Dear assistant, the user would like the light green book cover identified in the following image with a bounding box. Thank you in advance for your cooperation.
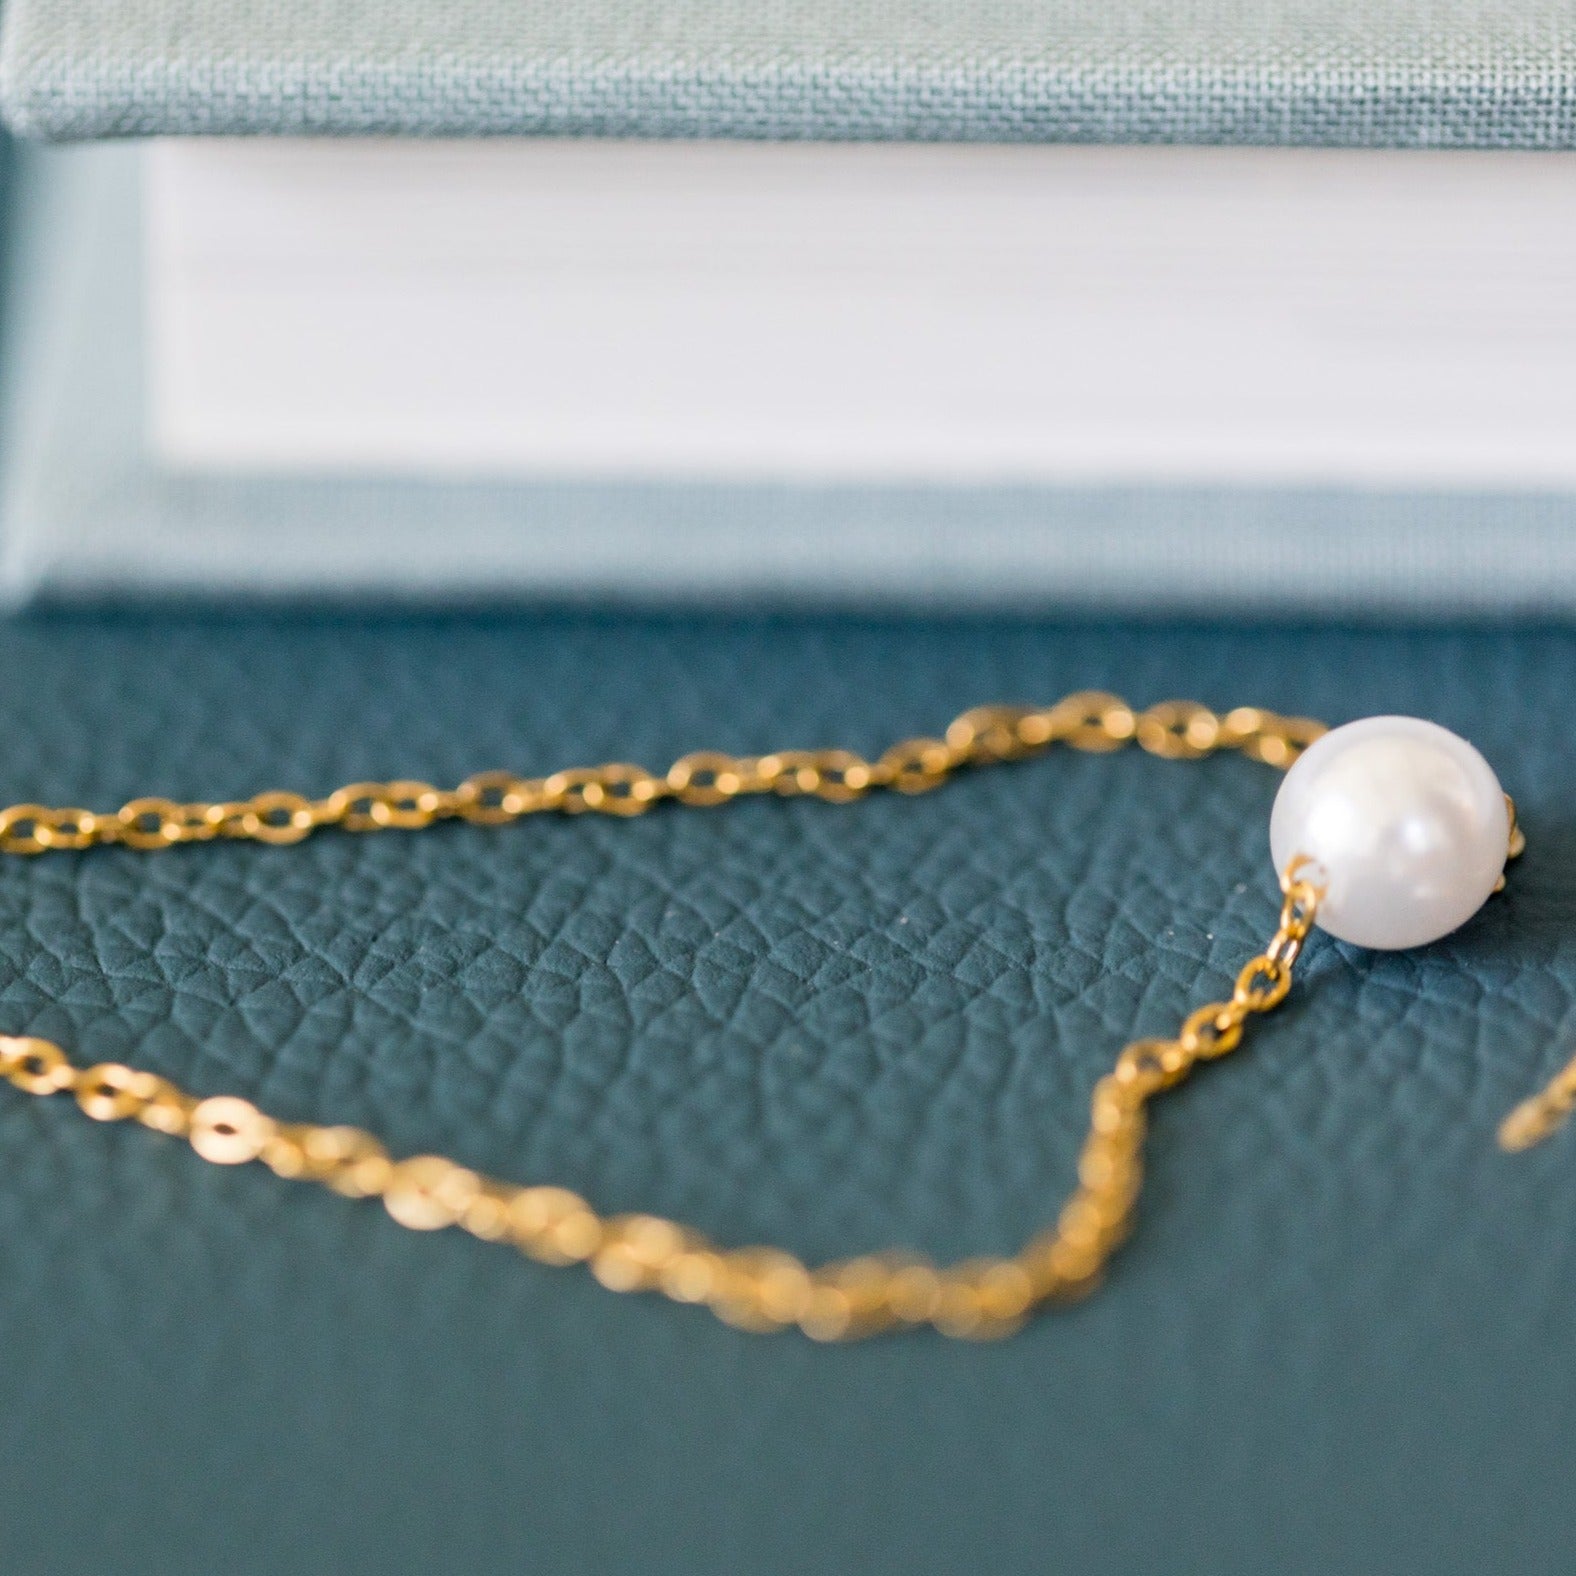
[3,0,1574,147]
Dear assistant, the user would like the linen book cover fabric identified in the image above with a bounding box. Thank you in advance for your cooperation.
[0,609,1572,1575]
[3,0,1576,146]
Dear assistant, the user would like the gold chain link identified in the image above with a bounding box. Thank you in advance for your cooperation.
[1500,1058,1576,1152]
[0,692,1341,1339]
[0,691,1540,1327]
[0,692,1328,856]
[0,868,1324,1341]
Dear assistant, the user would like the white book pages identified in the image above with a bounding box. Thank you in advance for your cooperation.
[144,139,1576,488]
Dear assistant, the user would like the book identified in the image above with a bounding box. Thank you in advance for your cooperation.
[2,0,1575,609]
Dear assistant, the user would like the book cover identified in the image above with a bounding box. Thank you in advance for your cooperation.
[4,0,1574,147]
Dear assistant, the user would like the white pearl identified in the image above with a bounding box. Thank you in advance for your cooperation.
[1269,716,1508,951]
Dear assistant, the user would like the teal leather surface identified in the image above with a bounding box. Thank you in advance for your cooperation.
[4,0,1576,146]
[0,609,1574,1574]
[11,138,1576,615]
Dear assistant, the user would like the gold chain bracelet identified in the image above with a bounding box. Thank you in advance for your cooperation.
[0,692,1543,1341]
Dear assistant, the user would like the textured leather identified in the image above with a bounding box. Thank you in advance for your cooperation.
[0,609,1573,1575]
